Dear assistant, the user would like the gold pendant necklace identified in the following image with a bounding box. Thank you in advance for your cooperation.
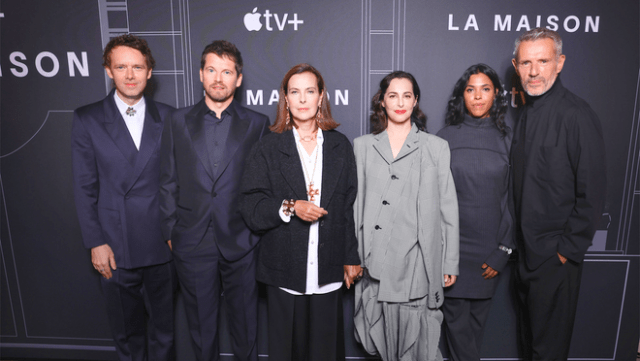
[296,140,320,201]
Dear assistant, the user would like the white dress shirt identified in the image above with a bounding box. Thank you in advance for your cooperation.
[114,92,145,150]
[279,128,342,295]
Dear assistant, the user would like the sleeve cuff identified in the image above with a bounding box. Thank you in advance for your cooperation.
[484,248,511,272]
[279,200,291,223]
[443,262,459,276]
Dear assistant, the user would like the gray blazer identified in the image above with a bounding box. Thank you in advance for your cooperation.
[353,125,459,308]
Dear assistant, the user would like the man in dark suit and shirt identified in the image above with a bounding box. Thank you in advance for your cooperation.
[160,40,270,361]
[72,34,176,361]
[510,28,606,361]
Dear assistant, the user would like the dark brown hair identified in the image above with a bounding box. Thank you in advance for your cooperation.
[200,40,243,74]
[102,34,155,69]
[370,71,427,134]
[270,63,339,133]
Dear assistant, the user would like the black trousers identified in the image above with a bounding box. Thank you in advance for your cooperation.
[442,297,493,361]
[101,261,177,361]
[173,233,258,361]
[515,254,583,361]
[266,285,345,361]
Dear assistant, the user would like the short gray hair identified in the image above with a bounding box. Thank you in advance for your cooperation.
[513,27,563,60]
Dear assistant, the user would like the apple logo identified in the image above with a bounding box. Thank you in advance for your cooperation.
[244,7,262,31]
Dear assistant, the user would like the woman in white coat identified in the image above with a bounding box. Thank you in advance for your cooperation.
[353,71,459,361]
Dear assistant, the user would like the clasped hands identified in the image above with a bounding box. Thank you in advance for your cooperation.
[293,200,327,222]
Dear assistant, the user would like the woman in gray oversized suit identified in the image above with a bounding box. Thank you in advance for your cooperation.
[353,71,459,361]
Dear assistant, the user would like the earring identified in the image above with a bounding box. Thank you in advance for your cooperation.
[316,110,323,124]
[316,99,323,124]
[286,105,290,124]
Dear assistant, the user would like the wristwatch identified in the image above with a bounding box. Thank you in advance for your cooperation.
[499,245,512,255]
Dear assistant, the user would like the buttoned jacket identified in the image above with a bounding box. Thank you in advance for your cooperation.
[354,126,459,307]
[511,79,606,269]
[239,129,360,293]
[159,99,270,260]
[72,90,174,269]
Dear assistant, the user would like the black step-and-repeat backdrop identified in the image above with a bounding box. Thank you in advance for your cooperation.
[1,0,638,360]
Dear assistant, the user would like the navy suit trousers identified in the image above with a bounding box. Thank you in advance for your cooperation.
[101,261,177,361]
[172,226,258,361]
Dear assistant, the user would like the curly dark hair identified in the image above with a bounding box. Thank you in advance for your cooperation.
[445,63,508,135]
[270,63,339,133]
[370,71,427,134]
[102,34,155,69]
[200,40,243,74]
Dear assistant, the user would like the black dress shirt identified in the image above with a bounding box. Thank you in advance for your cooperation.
[204,109,231,180]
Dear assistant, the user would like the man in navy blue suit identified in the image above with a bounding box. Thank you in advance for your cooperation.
[159,40,270,361]
[72,34,176,361]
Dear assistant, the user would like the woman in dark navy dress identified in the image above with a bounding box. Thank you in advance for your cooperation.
[437,63,516,361]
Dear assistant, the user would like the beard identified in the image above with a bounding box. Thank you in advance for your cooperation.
[522,76,555,97]
[205,83,236,103]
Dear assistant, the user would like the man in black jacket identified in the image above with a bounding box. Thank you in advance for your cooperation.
[159,40,270,361]
[510,28,606,361]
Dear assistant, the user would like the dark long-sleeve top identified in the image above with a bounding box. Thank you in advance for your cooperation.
[511,78,606,270]
[437,115,515,299]
[239,129,360,293]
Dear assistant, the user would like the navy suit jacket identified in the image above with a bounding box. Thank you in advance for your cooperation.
[159,99,270,261]
[72,90,174,269]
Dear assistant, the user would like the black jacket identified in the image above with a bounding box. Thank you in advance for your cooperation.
[511,78,606,269]
[159,99,270,260]
[239,129,360,293]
